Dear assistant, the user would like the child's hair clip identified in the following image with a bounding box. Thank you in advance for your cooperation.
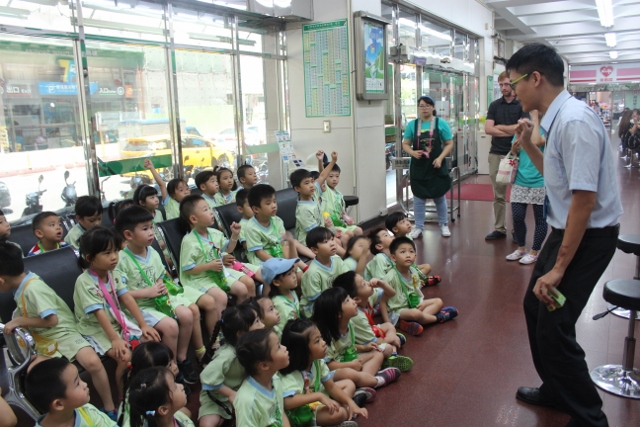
[145,410,156,416]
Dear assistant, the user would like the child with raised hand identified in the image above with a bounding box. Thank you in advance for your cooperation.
[343,236,371,275]
[138,158,170,222]
[74,227,161,393]
[115,206,205,382]
[280,318,368,427]
[319,161,363,238]
[199,305,264,427]
[213,167,237,206]
[165,178,191,220]
[27,211,70,256]
[65,196,104,249]
[235,328,291,427]
[383,237,458,337]
[128,366,194,427]
[384,212,440,287]
[179,194,256,319]
[0,241,117,420]
[118,342,192,427]
[236,164,258,191]
[312,287,400,391]
[300,227,350,318]
[25,358,117,427]
[263,257,300,337]
[333,271,412,372]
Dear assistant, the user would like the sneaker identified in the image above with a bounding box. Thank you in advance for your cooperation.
[440,225,451,237]
[436,306,459,323]
[485,230,507,240]
[353,387,376,407]
[425,275,441,286]
[409,227,423,239]
[506,250,527,261]
[442,306,459,319]
[177,359,199,384]
[382,355,414,372]
[398,319,424,336]
[520,254,538,265]
[102,409,117,422]
[396,333,406,347]
[375,367,401,387]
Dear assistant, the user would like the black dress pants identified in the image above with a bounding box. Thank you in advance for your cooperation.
[524,228,618,427]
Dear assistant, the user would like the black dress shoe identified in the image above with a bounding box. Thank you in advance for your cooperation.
[485,230,507,240]
[515,386,556,407]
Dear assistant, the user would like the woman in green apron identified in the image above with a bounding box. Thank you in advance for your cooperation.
[401,96,454,238]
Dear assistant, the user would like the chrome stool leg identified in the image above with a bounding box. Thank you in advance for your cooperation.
[1,326,41,420]
[610,256,640,320]
[591,309,640,398]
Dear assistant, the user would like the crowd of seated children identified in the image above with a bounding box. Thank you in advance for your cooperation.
[27,211,70,256]
[64,196,104,249]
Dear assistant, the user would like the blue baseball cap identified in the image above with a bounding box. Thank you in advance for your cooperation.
[261,257,299,285]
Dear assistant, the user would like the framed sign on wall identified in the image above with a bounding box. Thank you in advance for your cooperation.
[353,11,391,101]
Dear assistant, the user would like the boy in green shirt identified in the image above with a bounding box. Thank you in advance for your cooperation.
[64,196,104,249]
[364,228,395,281]
[27,211,70,256]
[319,161,362,239]
[236,164,259,191]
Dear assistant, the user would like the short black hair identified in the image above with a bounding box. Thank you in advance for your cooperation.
[506,43,564,87]
[167,178,188,197]
[179,194,206,233]
[389,236,416,255]
[306,226,334,249]
[368,228,385,255]
[385,211,408,232]
[332,271,357,298]
[133,184,158,206]
[0,209,4,216]
[0,240,24,276]
[237,164,254,180]
[108,199,135,224]
[32,211,60,233]
[290,169,313,189]
[25,357,70,413]
[248,184,276,209]
[309,171,320,180]
[215,167,238,191]
[78,227,120,269]
[74,195,103,218]
[236,328,274,376]
[235,188,249,208]
[115,205,154,236]
[195,170,216,190]
[324,161,340,173]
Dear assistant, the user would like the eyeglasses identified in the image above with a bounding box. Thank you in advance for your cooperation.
[510,73,529,91]
[418,105,433,109]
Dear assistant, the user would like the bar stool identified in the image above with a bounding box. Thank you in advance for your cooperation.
[590,279,640,398]
[344,195,359,215]
[610,235,640,320]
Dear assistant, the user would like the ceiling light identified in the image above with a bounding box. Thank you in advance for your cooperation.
[609,51,618,59]
[604,32,616,47]
[595,0,614,28]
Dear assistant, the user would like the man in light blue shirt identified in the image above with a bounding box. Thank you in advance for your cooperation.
[507,43,621,427]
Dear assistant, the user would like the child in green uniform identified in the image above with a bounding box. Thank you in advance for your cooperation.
[342,236,370,275]
[333,271,412,372]
[236,164,258,191]
[135,158,170,224]
[165,178,191,220]
[280,318,368,427]
[27,211,70,256]
[115,206,205,381]
[235,328,291,427]
[0,209,22,253]
[300,227,350,318]
[25,358,117,427]
[64,196,103,249]
[243,184,307,272]
[196,170,220,209]
[246,296,281,333]
[213,167,237,206]
[319,161,362,238]
[128,366,193,427]
[382,237,458,337]
[0,241,117,420]
[312,287,400,392]
[199,305,264,427]
[74,227,161,392]
[235,189,253,257]
[179,195,255,319]
[364,228,396,281]
[263,258,300,337]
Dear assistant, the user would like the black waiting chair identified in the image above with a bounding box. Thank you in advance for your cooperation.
[6,224,37,257]
[609,235,640,320]
[155,219,186,270]
[275,188,299,234]
[215,203,242,238]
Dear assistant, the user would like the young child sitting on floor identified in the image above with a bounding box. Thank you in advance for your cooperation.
[64,196,104,249]
[27,211,70,256]
[343,235,371,275]
[237,164,259,191]
[382,237,458,337]
[25,358,118,427]
[263,257,300,337]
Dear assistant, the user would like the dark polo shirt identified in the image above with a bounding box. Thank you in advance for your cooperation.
[487,97,527,155]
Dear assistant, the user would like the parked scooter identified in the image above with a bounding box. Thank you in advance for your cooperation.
[61,170,77,207]
[22,175,46,217]
[385,142,395,170]
[0,181,12,214]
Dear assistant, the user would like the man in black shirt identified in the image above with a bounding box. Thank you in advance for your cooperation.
[484,71,527,240]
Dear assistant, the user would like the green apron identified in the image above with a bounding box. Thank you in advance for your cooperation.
[409,117,452,199]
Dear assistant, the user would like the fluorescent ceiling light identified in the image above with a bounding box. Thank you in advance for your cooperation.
[595,0,614,28]
[604,32,616,47]
[609,51,618,59]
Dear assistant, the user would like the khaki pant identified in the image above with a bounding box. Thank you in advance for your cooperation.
[488,153,508,234]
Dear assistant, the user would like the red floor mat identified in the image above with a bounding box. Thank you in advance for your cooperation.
[451,183,510,202]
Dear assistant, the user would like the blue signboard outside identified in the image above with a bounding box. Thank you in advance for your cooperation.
[38,82,99,95]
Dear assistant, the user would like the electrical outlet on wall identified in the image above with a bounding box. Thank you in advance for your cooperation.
[323,120,331,133]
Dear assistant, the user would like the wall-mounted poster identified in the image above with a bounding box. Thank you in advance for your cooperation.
[353,11,390,101]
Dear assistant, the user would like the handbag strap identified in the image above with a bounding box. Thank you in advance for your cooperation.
[92,270,130,341]
[122,248,155,288]
[393,267,415,304]
[20,277,38,317]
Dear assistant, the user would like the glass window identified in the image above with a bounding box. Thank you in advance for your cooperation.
[453,31,468,60]
[419,16,452,57]
[397,9,417,50]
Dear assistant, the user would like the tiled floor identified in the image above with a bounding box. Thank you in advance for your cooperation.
[3,145,640,427]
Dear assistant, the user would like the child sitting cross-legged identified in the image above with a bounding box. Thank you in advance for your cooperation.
[263,257,300,338]
[27,211,70,256]
[279,318,368,427]
[25,358,118,427]
[65,195,104,249]
[236,164,259,191]
[179,194,256,319]
[0,241,117,420]
[300,227,350,318]
[312,287,400,392]
[333,271,413,372]
[115,205,208,381]
[383,236,458,337]
[384,212,440,287]
[343,235,371,275]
